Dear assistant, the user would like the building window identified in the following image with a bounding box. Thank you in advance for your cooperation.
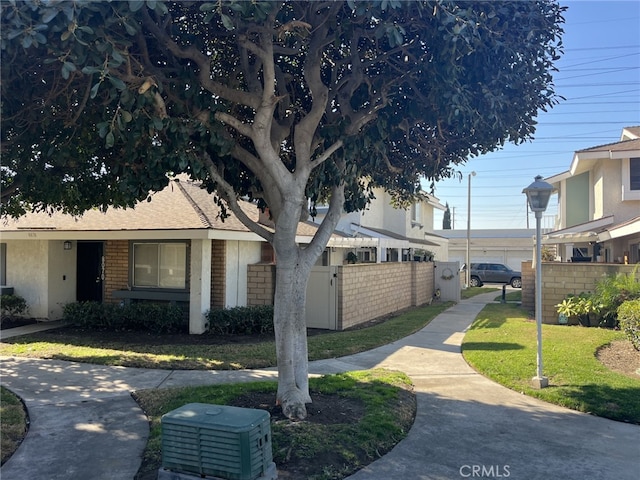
[622,157,640,200]
[630,158,640,190]
[132,242,187,289]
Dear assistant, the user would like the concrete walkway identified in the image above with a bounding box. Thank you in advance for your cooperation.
[1,292,638,479]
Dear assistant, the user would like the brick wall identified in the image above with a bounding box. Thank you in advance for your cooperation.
[211,239,226,308]
[522,261,640,324]
[104,240,129,303]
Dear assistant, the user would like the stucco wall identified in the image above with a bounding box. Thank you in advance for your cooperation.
[521,261,640,324]
[566,172,590,227]
[47,241,77,319]
[4,240,49,318]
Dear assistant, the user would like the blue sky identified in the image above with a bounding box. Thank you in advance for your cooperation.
[430,0,640,231]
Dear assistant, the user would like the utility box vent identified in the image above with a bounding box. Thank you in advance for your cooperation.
[160,403,275,480]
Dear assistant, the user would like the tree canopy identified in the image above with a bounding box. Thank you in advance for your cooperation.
[1,0,565,419]
[2,0,565,220]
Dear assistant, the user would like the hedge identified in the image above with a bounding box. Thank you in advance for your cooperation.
[63,301,187,334]
[205,305,274,335]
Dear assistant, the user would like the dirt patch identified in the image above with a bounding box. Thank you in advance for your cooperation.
[226,389,414,480]
[137,387,415,480]
[596,340,640,378]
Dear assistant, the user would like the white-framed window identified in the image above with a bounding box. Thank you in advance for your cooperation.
[621,157,640,200]
[132,242,187,289]
[410,202,423,229]
[630,158,640,190]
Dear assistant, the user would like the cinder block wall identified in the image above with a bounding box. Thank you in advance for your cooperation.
[521,261,534,312]
[104,240,129,303]
[246,262,435,329]
[412,262,434,306]
[246,264,276,306]
[338,263,412,329]
[522,261,640,324]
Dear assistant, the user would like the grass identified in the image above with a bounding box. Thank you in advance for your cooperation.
[461,286,499,299]
[133,369,415,480]
[462,303,640,424]
[0,386,28,465]
[0,302,452,369]
[493,290,522,302]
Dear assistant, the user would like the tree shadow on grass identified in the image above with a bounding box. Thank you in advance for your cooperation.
[546,382,640,425]
[461,342,525,352]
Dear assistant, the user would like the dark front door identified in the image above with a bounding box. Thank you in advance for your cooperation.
[77,242,104,302]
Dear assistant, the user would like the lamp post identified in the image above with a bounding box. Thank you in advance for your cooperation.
[466,171,476,288]
[523,175,554,389]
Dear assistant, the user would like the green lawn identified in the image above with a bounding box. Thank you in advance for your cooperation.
[1,386,28,465]
[0,302,452,370]
[462,303,640,424]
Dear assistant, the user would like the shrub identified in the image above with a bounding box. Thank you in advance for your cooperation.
[206,305,274,335]
[617,299,640,351]
[555,292,602,327]
[63,301,186,334]
[592,267,640,328]
[0,294,28,321]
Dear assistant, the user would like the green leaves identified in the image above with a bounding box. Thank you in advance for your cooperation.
[1,0,565,223]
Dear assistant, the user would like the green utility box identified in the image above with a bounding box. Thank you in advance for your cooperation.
[160,403,275,480]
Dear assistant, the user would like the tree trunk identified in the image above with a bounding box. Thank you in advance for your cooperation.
[273,245,314,420]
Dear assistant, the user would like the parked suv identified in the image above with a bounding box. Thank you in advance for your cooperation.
[468,263,522,288]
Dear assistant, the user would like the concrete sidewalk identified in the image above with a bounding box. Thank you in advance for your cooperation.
[1,292,638,479]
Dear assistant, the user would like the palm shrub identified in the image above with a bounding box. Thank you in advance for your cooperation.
[617,299,640,351]
[591,267,640,328]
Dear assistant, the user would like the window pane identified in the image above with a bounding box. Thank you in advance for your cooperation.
[159,243,186,288]
[630,158,640,190]
[134,244,158,287]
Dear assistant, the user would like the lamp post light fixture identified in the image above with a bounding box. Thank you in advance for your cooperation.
[523,175,554,389]
[465,171,476,288]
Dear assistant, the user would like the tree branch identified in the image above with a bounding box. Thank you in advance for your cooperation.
[214,111,254,139]
[312,140,344,166]
[141,8,260,109]
[202,153,274,243]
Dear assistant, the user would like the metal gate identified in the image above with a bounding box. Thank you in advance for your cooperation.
[306,266,338,329]
[434,261,461,303]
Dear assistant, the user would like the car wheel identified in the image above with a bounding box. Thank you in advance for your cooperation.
[469,276,482,287]
[511,277,522,288]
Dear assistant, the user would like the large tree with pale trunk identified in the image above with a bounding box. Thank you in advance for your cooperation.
[1,0,565,419]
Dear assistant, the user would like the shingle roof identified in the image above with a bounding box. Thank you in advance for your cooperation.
[1,178,319,237]
[623,126,640,137]
[577,137,640,154]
